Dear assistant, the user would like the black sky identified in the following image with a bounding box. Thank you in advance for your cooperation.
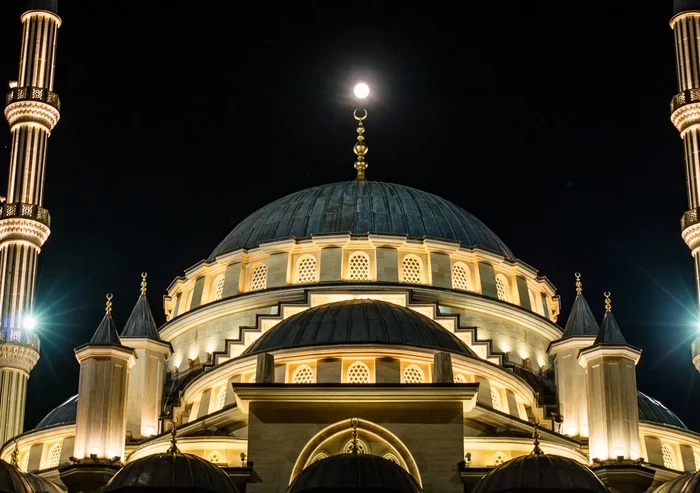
[1,1,699,431]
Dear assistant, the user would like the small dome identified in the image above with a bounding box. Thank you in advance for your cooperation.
[0,460,34,493]
[472,454,609,493]
[103,451,238,493]
[242,299,475,357]
[637,392,687,429]
[653,472,700,493]
[209,181,513,261]
[34,395,77,430]
[286,454,422,493]
[21,473,63,493]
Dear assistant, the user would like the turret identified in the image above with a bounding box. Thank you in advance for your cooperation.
[578,293,641,462]
[670,0,700,374]
[548,273,597,437]
[0,0,62,445]
[72,296,136,461]
[120,274,171,439]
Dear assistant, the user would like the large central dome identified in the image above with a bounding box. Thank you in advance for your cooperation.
[209,181,513,260]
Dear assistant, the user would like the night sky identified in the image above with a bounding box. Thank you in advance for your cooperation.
[1,1,699,432]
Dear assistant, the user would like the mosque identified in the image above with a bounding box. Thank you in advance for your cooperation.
[0,1,699,492]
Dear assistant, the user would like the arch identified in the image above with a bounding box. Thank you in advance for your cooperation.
[250,264,267,291]
[495,274,510,302]
[490,387,503,411]
[452,262,472,291]
[215,386,227,411]
[402,364,425,384]
[347,252,371,281]
[342,438,370,454]
[661,443,676,469]
[292,364,315,384]
[401,255,423,284]
[383,453,400,464]
[46,442,62,468]
[19,450,29,471]
[694,451,700,472]
[493,452,507,466]
[295,255,318,284]
[346,361,371,383]
[290,419,422,487]
[208,450,222,464]
[454,373,468,384]
[212,274,225,301]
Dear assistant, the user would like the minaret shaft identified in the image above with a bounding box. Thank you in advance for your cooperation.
[0,6,61,443]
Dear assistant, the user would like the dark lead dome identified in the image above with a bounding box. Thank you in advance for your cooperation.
[209,181,513,261]
[653,472,700,493]
[637,392,687,429]
[104,451,239,493]
[242,299,475,357]
[0,460,33,493]
[34,394,77,429]
[472,454,609,493]
[287,454,423,493]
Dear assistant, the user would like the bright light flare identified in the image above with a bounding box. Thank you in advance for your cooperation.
[354,82,370,99]
[23,315,37,331]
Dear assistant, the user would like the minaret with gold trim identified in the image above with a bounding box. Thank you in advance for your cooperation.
[0,0,61,445]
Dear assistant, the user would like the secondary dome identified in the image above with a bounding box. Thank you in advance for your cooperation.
[209,181,513,260]
[472,454,609,493]
[286,454,422,493]
[637,392,687,429]
[34,394,77,430]
[0,460,33,493]
[653,472,700,493]
[242,299,475,357]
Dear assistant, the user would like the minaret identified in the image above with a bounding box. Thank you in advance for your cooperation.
[73,296,135,461]
[578,293,642,462]
[0,0,61,445]
[548,273,598,437]
[121,273,172,439]
[670,0,700,374]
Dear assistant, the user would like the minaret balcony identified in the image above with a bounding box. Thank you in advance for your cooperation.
[681,207,700,253]
[5,86,60,112]
[5,87,60,131]
[1,203,50,227]
[670,89,700,133]
[0,203,51,248]
[0,328,40,352]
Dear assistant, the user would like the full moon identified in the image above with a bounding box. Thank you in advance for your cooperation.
[354,82,370,99]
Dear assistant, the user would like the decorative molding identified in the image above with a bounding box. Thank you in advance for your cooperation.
[5,100,60,132]
[0,217,50,248]
[0,344,39,374]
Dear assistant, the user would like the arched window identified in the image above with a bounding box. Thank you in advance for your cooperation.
[452,262,471,291]
[215,386,227,411]
[490,387,503,411]
[383,453,400,464]
[401,255,423,284]
[348,252,370,281]
[403,364,425,383]
[295,255,318,284]
[454,373,468,383]
[694,451,700,472]
[20,451,29,471]
[495,274,509,302]
[208,451,222,463]
[46,443,62,468]
[250,264,267,291]
[213,275,225,301]
[662,443,676,469]
[493,452,507,466]
[343,439,369,454]
[292,364,315,384]
[347,361,371,384]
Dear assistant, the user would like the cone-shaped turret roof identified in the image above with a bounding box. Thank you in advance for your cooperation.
[122,295,160,339]
[88,294,122,345]
[561,274,599,339]
[595,310,627,345]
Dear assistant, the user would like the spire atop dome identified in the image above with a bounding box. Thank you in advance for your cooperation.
[594,291,627,345]
[349,418,360,454]
[561,273,599,338]
[89,294,121,345]
[530,419,544,456]
[353,109,368,181]
[121,273,160,340]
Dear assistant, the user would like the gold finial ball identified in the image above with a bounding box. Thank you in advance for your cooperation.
[105,293,113,315]
[604,291,612,312]
[353,82,369,99]
[140,272,148,295]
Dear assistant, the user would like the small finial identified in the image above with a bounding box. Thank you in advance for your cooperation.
[575,272,582,296]
[349,417,360,454]
[140,272,147,296]
[167,418,179,455]
[353,109,368,181]
[531,419,544,455]
[604,291,612,312]
[10,439,19,468]
[105,294,113,315]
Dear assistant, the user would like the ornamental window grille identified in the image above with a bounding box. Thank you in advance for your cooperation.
[20,451,29,471]
[343,439,369,454]
[208,451,222,463]
[403,364,425,384]
[401,255,423,284]
[493,452,506,466]
[215,386,227,411]
[383,453,400,464]
[452,262,471,291]
[21,204,32,216]
[490,387,503,411]
[213,275,225,301]
[295,255,318,284]
[495,274,509,302]
[347,361,371,384]
[662,444,676,469]
[250,264,267,291]
[292,364,315,384]
[9,330,20,342]
[454,373,468,383]
[311,453,328,463]
[348,252,370,281]
[46,443,62,468]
